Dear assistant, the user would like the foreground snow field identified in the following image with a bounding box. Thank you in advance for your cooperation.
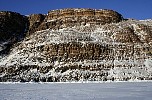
[0,82,152,100]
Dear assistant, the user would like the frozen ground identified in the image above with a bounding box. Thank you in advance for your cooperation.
[0,82,152,100]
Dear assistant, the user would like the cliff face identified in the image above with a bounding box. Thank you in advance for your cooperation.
[0,9,123,40]
[0,11,27,41]
[0,11,28,55]
[0,8,152,82]
[27,14,46,34]
[27,8,123,34]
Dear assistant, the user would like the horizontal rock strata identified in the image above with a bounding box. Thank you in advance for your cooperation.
[28,8,123,34]
[0,8,152,82]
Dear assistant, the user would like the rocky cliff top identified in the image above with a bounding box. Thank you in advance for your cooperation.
[0,9,124,41]
[28,8,123,34]
[47,8,123,21]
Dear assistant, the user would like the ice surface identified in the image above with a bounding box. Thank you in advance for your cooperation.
[0,82,152,100]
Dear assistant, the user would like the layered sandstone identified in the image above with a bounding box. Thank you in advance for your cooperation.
[27,8,123,34]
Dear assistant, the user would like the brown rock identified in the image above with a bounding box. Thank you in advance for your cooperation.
[35,8,124,32]
[114,27,140,43]
[27,14,46,35]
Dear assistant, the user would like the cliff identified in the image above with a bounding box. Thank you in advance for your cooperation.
[0,8,152,82]
[0,11,27,42]
[27,8,123,34]
[0,11,28,56]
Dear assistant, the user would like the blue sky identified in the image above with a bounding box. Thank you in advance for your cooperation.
[0,0,152,20]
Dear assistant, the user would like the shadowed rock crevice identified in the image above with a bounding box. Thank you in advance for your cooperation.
[0,11,28,55]
[0,11,28,42]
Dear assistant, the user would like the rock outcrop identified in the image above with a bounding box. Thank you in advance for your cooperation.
[0,8,152,82]
[27,14,46,34]
[0,11,28,55]
[27,8,123,34]
[0,11,27,42]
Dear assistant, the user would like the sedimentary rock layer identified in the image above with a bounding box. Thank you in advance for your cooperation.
[0,8,152,82]
[28,8,123,34]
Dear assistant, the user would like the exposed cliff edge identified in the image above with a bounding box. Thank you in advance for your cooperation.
[0,8,152,82]
[27,8,123,35]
